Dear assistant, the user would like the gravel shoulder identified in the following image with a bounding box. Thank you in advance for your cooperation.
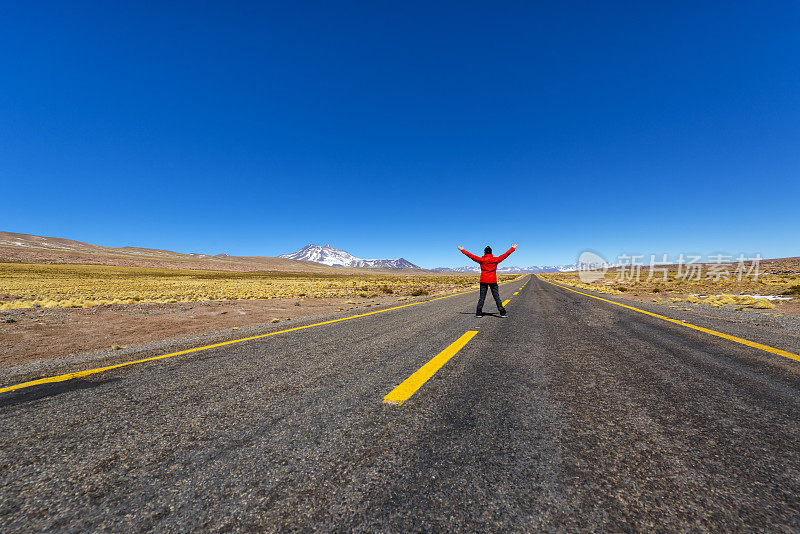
[0,293,436,386]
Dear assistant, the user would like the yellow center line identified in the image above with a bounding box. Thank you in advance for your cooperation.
[383,331,478,406]
[1,278,526,395]
[540,277,800,364]
[513,291,519,295]
[502,299,510,306]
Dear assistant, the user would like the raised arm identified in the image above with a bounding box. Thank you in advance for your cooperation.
[458,245,481,263]
[495,244,518,263]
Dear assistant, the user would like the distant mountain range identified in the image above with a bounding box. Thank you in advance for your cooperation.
[432,264,582,273]
[279,244,593,272]
[0,232,413,274]
[280,244,421,269]
[4,232,797,276]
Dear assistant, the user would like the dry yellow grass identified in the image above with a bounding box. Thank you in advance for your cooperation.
[752,299,775,309]
[0,263,522,310]
[539,270,797,310]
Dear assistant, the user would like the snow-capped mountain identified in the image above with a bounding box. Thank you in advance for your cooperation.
[279,244,420,269]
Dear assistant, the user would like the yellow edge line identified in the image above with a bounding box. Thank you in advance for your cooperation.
[539,277,800,364]
[383,331,478,406]
[1,277,526,394]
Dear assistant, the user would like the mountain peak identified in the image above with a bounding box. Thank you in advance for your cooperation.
[279,244,420,269]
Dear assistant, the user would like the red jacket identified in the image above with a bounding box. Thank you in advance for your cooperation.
[461,247,515,283]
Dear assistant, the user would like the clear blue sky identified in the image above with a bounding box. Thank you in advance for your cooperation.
[2,2,798,268]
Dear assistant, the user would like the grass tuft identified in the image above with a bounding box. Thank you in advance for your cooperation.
[752,299,775,309]
[782,285,800,295]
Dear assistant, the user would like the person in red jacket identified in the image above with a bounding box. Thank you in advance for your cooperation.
[458,243,518,317]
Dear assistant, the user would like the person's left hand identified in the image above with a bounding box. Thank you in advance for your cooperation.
[457,245,464,251]
[512,243,519,249]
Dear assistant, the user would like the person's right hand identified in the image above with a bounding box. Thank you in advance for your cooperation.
[512,243,519,249]
[457,245,464,251]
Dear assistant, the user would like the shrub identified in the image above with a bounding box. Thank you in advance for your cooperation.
[379,285,394,294]
[782,285,800,295]
[704,294,738,306]
[752,299,775,309]
[615,286,628,292]
[411,288,429,296]
[4,317,15,323]
[270,318,280,323]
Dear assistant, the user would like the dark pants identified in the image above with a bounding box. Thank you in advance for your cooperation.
[477,282,505,315]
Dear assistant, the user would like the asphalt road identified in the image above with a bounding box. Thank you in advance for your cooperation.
[2,275,799,531]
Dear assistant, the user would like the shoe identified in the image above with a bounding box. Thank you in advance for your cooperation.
[500,314,508,318]
[475,314,482,318]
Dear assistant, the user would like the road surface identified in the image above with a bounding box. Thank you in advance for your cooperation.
[1,275,799,531]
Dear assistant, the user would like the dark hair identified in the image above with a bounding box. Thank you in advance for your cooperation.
[484,246,492,255]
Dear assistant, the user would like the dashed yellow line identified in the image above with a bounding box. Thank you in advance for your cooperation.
[383,331,478,405]
[1,277,527,395]
[540,277,800,364]
[502,275,530,307]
